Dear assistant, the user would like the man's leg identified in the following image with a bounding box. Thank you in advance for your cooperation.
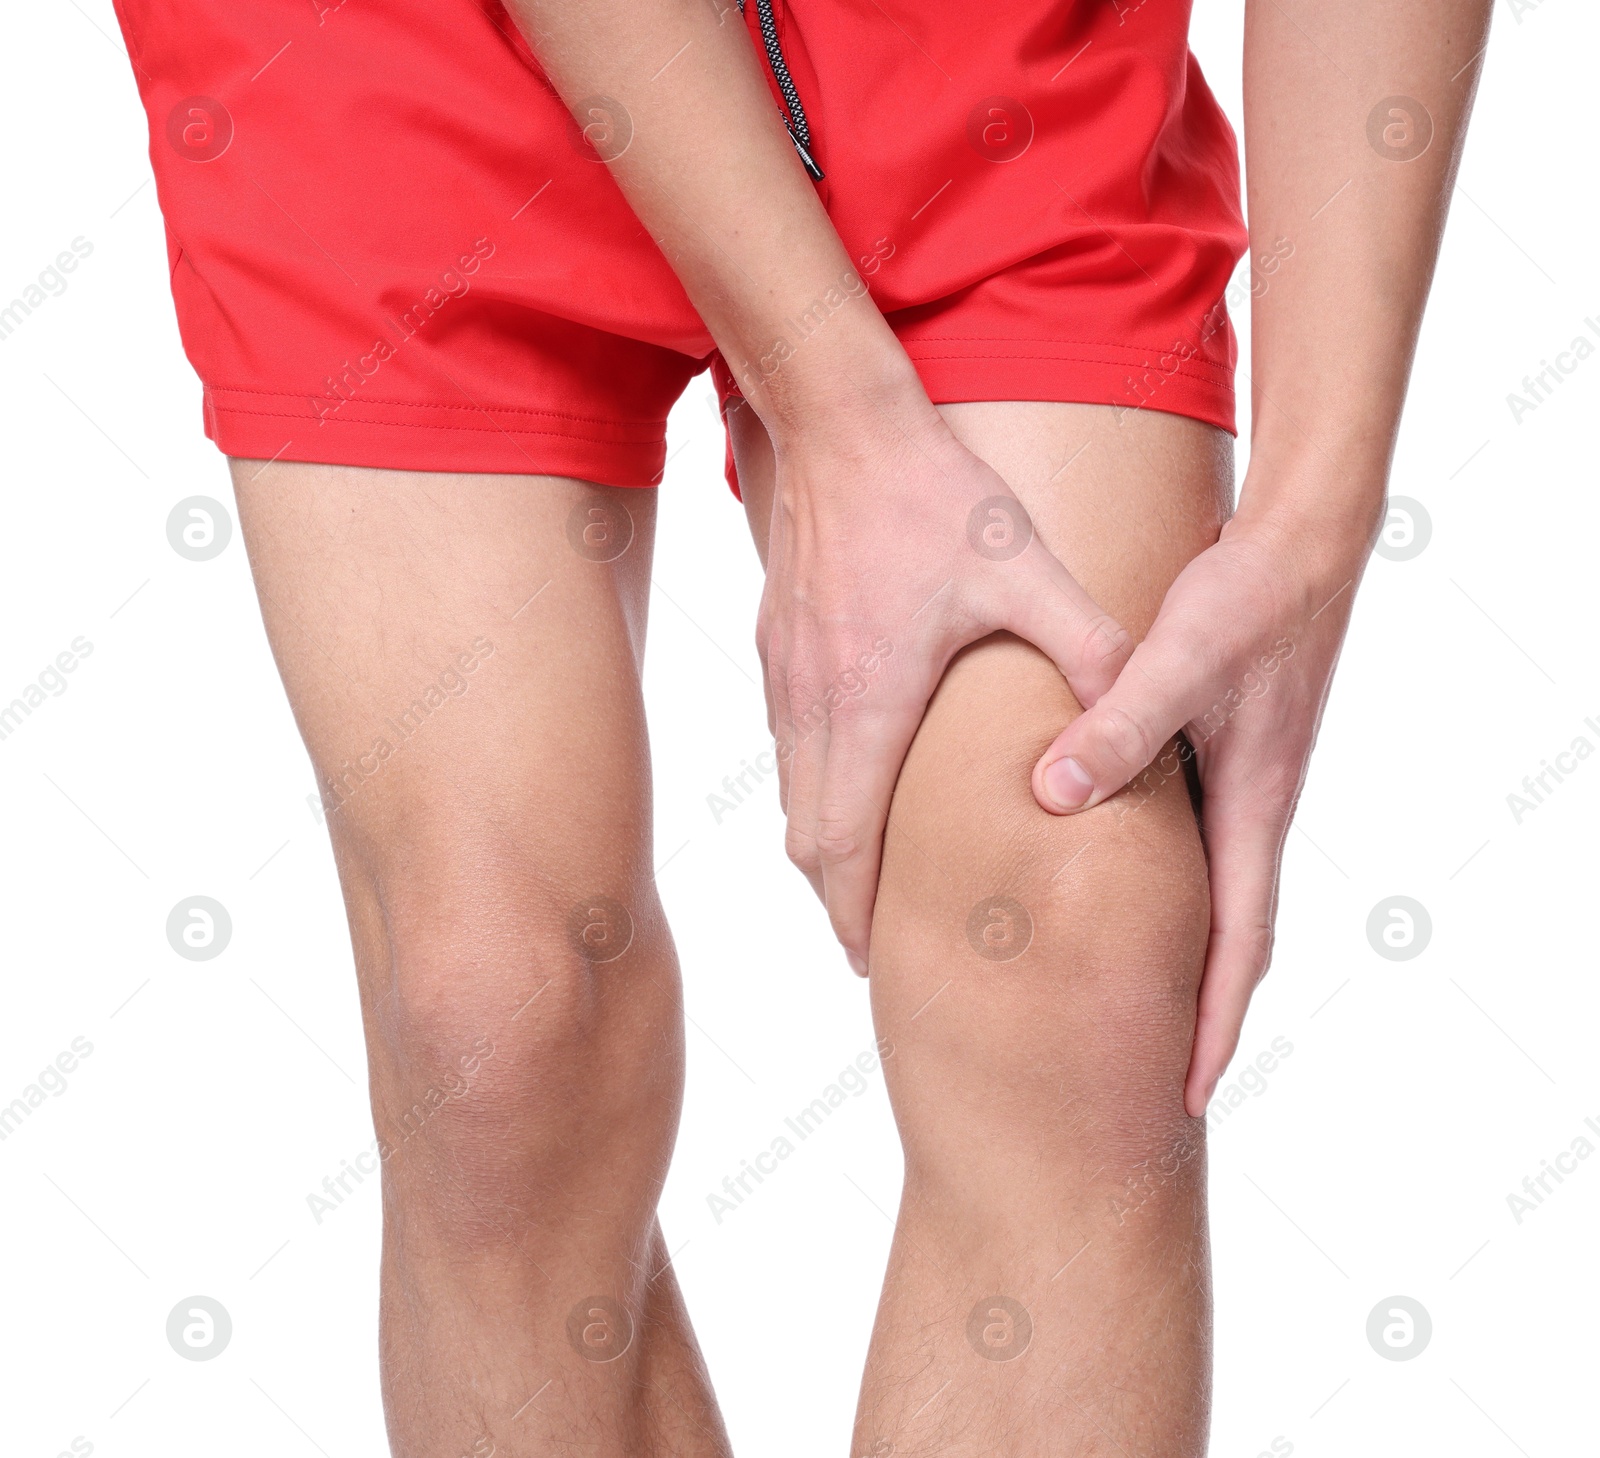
[732,401,1231,1456]
[231,461,730,1458]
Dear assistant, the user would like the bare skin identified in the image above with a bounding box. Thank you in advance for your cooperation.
[735,399,1230,1456]
[231,461,728,1457]
[233,394,1227,1456]
[503,0,1495,1115]
[1035,0,1496,1112]
[218,0,1494,1452]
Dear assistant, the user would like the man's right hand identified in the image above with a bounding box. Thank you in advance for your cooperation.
[757,391,1131,973]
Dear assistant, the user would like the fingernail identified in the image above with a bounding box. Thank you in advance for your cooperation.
[1043,757,1094,810]
[847,951,868,977]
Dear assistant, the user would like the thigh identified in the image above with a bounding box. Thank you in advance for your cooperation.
[230,460,664,1069]
[232,460,656,864]
[735,399,1230,628]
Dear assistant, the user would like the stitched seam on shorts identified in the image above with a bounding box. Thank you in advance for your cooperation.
[907,347,1234,380]
[209,402,665,447]
[206,386,665,431]
[901,344,1235,386]
[903,335,1236,369]
[902,332,1233,354]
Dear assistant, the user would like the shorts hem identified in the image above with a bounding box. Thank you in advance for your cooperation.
[203,386,669,489]
[902,345,1237,436]
[710,343,1237,496]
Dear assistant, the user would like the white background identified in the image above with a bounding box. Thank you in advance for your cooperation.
[2,0,1595,1454]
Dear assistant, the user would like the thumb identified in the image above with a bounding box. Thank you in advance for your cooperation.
[992,545,1132,710]
[1031,635,1206,814]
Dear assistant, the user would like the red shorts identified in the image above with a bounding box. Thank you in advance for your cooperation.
[112,0,1246,494]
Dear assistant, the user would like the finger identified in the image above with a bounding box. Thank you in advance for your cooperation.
[1182,776,1292,1117]
[1031,624,1212,814]
[780,667,832,904]
[771,697,797,820]
[992,545,1131,709]
[755,610,777,742]
[812,695,930,972]
[765,637,795,817]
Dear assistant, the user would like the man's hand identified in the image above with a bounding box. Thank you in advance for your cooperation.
[1017,0,1491,1115]
[759,397,1131,974]
[1030,489,1374,1116]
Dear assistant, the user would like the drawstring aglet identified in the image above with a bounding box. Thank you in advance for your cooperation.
[787,125,825,181]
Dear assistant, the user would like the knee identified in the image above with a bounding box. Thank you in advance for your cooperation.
[872,729,1210,1189]
[344,830,681,1235]
[1028,780,1211,1073]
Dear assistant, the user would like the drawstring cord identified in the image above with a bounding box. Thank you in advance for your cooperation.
[736,0,825,180]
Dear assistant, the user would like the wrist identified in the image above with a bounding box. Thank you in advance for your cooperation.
[1245,391,1401,495]
[1237,438,1388,559]
[727,294,935,450]
[1231,466,1386,596]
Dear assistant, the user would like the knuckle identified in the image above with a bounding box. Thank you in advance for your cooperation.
[787,686,831,740]
[784,824,821,877]
[1095,704,1158,774]
[755,606,781,657]
[1081,611,1131,667]
[1230,919,1276,981]
[811,812,863,866]
[828,907,866,954]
